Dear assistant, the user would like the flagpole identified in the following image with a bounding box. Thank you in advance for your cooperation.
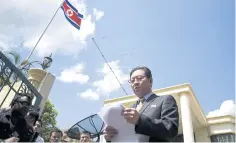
[92,38,128,96]
[25,0,65,61]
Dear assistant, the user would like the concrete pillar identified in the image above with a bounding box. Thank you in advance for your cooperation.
[28,68,55,114]
[179,92,195,143]
[37,72,55,114]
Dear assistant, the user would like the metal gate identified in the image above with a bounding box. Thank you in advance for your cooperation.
[0,51,42,110]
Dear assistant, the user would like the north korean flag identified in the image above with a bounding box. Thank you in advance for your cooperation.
[61,0,83,30]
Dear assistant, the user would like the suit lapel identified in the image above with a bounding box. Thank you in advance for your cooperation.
[139,94,157,114]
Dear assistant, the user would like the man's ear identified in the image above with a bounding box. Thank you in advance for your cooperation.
[149,77,153,84]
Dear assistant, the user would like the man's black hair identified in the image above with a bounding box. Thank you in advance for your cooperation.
[81,130,92,138]
[50,128,63,138]
[130,66,153,83]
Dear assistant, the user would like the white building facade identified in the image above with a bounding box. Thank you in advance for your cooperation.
[103,83,235,142]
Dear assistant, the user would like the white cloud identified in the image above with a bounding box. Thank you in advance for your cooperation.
[93,8,104,21]
[57,63,89,84]
[207,100,235,117]
[0,0,103,57]
[79,60,129,100]
[79,89,99,100]
[93,60,129,93]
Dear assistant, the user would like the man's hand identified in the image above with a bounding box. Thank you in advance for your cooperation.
[4,137,19,142]
[103,126,118,141]
[123,108,140,124]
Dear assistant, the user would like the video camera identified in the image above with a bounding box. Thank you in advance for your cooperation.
[12,108,38,142]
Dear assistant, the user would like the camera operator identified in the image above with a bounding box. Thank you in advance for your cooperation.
[33,119,44,143]
[0,92,39,142]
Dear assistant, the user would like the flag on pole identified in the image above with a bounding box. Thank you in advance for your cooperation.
[61,0,83,30]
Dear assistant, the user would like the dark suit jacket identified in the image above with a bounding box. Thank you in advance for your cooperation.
[133,94,179,142]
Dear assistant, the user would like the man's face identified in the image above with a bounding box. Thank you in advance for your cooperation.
[12,96,31,109]
[80,133,91,142]
[33,121,42,133]
[130,69,152,98]
[50,132,62,142]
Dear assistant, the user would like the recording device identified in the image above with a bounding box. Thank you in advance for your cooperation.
[11,106,39,142]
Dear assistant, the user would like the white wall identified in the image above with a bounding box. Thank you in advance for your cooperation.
[209,123,235,135]
[194,127,211,142]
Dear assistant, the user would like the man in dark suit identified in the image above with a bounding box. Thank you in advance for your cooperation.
[103,66,179,142]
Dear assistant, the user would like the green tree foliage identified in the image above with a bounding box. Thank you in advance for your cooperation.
[41,100,58,141]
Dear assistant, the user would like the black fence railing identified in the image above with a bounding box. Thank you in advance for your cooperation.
[0,51,42,110]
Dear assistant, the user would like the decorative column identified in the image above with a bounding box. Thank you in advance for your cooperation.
[37,72,55,114]
[179,92,195,143]
[28,68,55,114]
[28,68,47,89]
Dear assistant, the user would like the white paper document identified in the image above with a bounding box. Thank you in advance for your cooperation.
[98,103,138,142]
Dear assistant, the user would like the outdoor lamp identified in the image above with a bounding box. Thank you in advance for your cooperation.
[41,54,52,70]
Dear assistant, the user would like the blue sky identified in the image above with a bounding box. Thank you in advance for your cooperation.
[1,0,234,129]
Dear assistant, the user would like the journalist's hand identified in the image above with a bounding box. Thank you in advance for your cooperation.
[123,108,140,124]
[4,137,19,142]
[103,126,118,141]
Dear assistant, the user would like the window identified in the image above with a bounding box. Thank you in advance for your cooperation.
[210,133,236,142]
[170,133,196,142]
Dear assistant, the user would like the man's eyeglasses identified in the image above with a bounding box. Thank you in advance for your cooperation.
[128,75,146,84]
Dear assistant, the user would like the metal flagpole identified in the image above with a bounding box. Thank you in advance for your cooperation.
[92,38,128,96]
[25,0,65,61]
